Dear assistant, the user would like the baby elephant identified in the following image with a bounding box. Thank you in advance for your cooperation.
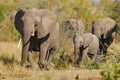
[73,33,99,65]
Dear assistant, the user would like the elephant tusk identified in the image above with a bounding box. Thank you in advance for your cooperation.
[17,38,22,48]
[31,33,34,36]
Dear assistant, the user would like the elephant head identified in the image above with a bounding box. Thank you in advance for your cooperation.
[64,19,76,30]
[74,33,93,48]
[14,8,58,67]
[64,19,84,36]
[92,18,117,40]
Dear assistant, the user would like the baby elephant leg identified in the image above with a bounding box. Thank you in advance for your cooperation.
[91,53,97,61]
[81,48,88,64]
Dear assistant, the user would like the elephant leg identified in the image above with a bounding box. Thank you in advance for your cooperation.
[38,44,48,70]
[99,40,107,57]
[79,47,83,62]
[27,51,34,69]
[81,48,88,64]
[46,47,55,70]
[91,53,97,61]
[74,46,79,65]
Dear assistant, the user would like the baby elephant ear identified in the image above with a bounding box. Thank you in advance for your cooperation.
[83,33,93,48]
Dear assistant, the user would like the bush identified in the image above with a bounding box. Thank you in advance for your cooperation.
[101,63,120,80]
[0,0,15,22]
[109,3,120,35]
[54,48,72,70]
[87,61,101,70]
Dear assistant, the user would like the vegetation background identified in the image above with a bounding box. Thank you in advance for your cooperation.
[0,0,120,80]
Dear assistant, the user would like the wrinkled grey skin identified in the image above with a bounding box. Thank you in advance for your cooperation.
[64,19,85,37]
[92,18,117,56]
[14,8,59,70]
[73,33,99,65]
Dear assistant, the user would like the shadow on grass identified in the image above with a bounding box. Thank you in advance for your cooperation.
[0,55,19,66]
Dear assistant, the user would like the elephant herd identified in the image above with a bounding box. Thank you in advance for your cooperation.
[14,8,117,70]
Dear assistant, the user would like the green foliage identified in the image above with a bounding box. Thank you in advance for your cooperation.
[110,3,120,35]
[101,63,120,80]
[87,61,101,70]
[37,0,52,9]
[54,48,71,70]
[0,0,15,22]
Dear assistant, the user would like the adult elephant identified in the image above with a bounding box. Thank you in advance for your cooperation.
[73,33,99,65]
[64,19,85,37]
[14,8,59,70]
[92,17,117,56]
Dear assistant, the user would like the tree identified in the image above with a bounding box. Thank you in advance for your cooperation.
[110,3,120,35]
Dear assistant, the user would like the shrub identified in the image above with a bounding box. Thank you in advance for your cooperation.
[0,0,15,22]
[101,63,120,80]
[87,61,101,70]
[54,48,72,70]
[109,3,120,35]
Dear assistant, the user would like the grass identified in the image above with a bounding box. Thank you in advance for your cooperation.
[0,41,101,80]
[0,41,120,80]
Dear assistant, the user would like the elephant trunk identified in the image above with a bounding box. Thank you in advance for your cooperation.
[21,32,31,67]
[74,46,79,65]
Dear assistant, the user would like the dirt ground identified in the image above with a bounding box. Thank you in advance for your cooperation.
[0,69,101,80]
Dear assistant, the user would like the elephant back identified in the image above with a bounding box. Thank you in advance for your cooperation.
[64,19,85,37]
[76,20,85,35]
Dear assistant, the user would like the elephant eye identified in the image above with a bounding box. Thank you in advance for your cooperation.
[34,22,38,27]
[34,24,37,27]
[80,41,82,44]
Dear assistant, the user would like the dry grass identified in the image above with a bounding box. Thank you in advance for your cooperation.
[1,41,120,80]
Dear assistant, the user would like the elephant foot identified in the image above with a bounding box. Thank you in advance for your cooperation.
[45,64,50,70]
[96,54,106,62]
[21,62,26,68]
[38,62,44,70]
[38,61,49,70]
[21,62,34,70]
[74,62,78,67]
[26,64,34,70]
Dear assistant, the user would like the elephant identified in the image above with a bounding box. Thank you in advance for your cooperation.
[92,17,117,57]
[14,8,59,70]
[73,33,99,65]
[64,19,85,37]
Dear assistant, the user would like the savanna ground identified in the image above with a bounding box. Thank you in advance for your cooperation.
[0,40,120,80]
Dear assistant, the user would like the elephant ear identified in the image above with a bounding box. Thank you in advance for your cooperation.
[37,15,57,38]
[14,9,25,35]
[83,33,93,48]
